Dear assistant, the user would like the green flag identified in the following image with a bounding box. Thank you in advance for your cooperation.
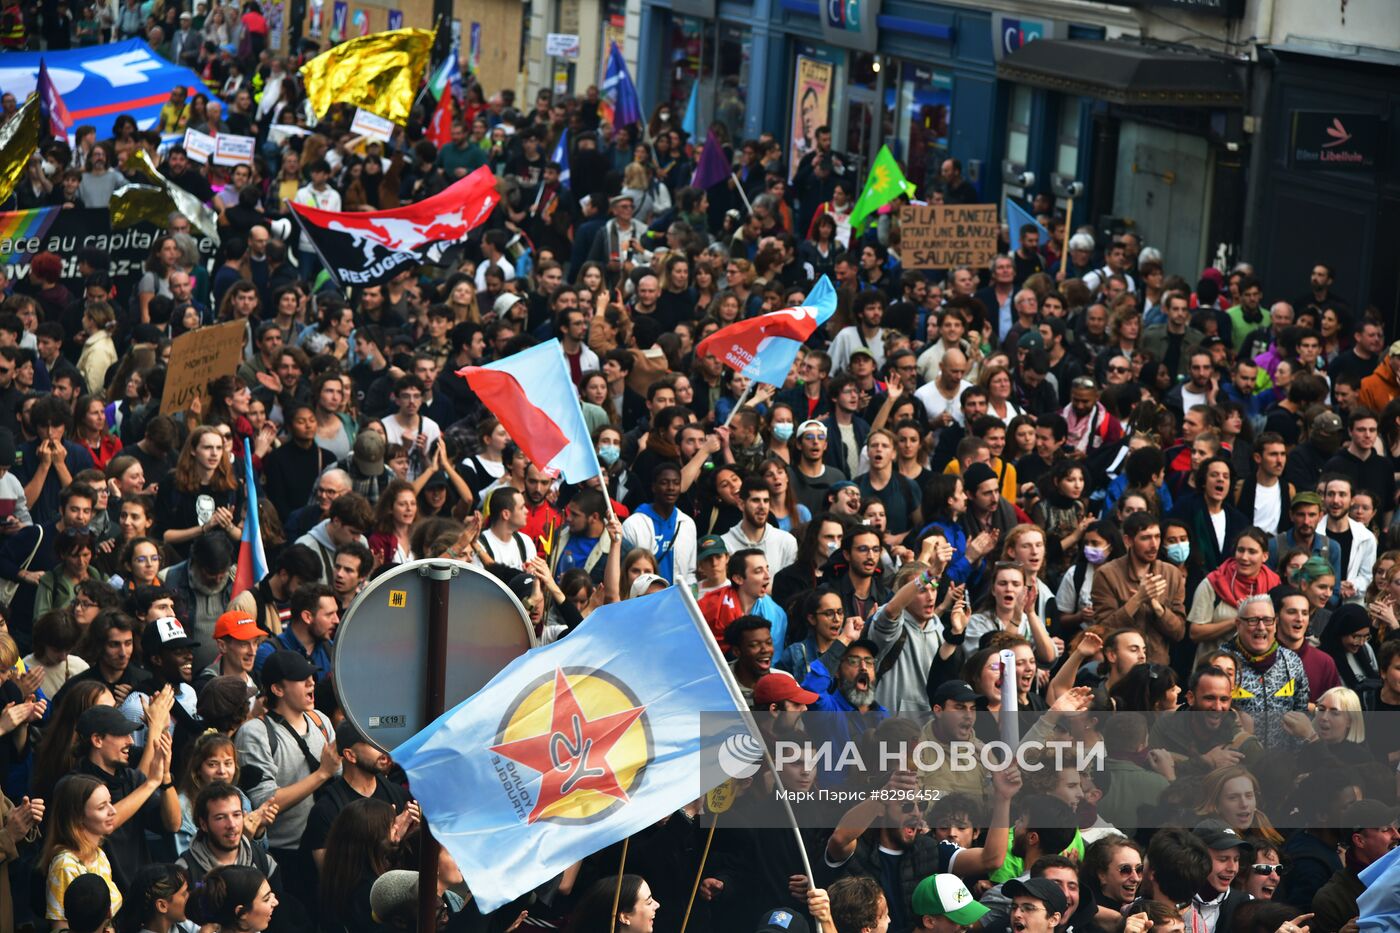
[850,145,917,233]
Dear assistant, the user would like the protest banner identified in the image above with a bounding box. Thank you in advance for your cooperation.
[787,57,833,182]
[183,128,216,163]
[213,134,256,167]
[350,108,396,143]
[160,320,249,415]
[899,203,998,269]
[0,208,216,308]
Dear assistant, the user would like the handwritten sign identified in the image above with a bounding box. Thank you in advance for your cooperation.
[182,128,216,163]
[212,133,256,167]
[160,320,248,414]
[899,203,999,270]
[546,33,580,59]
[349,108,395,143]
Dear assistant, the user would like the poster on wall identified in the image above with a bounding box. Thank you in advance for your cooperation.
[309,0,323,37]
[331,0,347,42]
[352,9,369,36]
[388,10,402,29]
[469,22,481,72]
[787,56,833,182]
[265,0,284,52]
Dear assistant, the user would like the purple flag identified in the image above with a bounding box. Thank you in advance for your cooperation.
[691,129,730,190]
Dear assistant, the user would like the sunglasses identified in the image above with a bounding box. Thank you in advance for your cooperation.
[1251,864,1286,877]
[1115,864,1143,876]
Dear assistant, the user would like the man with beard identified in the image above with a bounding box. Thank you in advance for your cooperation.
[826,765,1021,933]
[1223,595,1310,748]
[303,720,417,869]
[1190,825,1252,933]
[1147,665,1263,775]
[918,681,989,812]
[72,705,180,889]
[722,479,799,573]
[1311,799,1400,933]
[827,525,892,623]
[1321,474,1377,603]
[1267,492,1340,572]
[520,463,563,554]
[1059,378,1122,457]
[178,781,307,930]
[752,671,817,747]
[802,638,884,713]
[974,796,1077,932]
[254,584,339,683]
[1090,512,1185,668]
[118,617,201,762]
[793,421,848,515]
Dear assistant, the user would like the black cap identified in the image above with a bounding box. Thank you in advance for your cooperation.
[1002,878,1068,916]
[931,680,978,706]
[422,470,450,490]
[754,907,811,933]
[260,650,318,689]
[1193,824,1255,852]
[76,705,139,738]
[63,872,112,933]
[844,638,881,659]
[335,719,370,750]
[1341,799,1400,831]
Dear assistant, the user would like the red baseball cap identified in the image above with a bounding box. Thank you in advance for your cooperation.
[753,672,819,708]
[214,610,265,641]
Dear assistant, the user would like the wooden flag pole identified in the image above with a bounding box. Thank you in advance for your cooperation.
[679,817,719,933]
[609,836,632,933]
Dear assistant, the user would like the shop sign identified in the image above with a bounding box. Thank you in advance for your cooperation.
[1290,111,1380,171]
[1118,0,1243,17]
[990,13,1065,61]
[820,0,880,53]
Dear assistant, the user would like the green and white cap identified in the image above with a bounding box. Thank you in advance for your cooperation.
[911,874,988,926]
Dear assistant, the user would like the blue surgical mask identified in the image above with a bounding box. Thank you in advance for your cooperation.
[1165,541,1190,564]
[1083,545,1107,565]
[772,422,794,441]
[597,444,620,465]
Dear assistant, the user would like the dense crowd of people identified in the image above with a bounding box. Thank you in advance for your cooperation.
[0,6,1397,933]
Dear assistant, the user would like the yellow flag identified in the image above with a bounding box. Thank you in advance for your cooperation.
[121,149,221,244]
[300,28,435,126]
[110,184,175,230]
[0,96,40,207]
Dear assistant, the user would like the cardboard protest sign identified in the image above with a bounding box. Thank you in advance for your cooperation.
[160,320,248,414]
[900,204,998,269]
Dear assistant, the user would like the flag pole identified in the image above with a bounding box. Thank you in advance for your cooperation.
[675,587,825,930]
[609,836,631,933]
[729,172,753,215]
[290,209,347,293]
[721,381,754,428]
[1059,195,1075,282]
[680,816,719,933]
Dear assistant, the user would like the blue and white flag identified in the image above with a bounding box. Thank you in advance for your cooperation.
[550,128,570,189]
[601,41,643,129]
[397,586,748,913]
[1357,841,1400,931]
[1006,197,1050,248]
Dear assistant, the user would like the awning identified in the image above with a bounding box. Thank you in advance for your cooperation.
[997,38,1248,108]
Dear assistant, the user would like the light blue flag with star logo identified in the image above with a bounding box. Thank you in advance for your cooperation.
[396,586,750,912]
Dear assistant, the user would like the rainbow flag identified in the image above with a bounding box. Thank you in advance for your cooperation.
[233,438,269,598]
[0,208,61,263]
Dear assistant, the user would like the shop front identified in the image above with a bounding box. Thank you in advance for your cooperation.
[998,37,1248,276]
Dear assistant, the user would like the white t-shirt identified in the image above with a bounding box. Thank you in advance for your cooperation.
[474,255,517,290]
[914,379,973,425]
[382,414,442,452]
[1209,509,1227,551]
[1253,481,1282,534]
[1182,386,1211,410]
[480,526,536,570]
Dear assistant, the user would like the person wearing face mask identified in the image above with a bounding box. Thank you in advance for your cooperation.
[772,512,849,612]
[1054,519,1123,632]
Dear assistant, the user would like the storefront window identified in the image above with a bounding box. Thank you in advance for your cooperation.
[845,52,880,173]
[889,63,952,193]
[665,15,712,117]
[714,23,751,139]
[1006,85,1032,166]
[1055,95,1081,179]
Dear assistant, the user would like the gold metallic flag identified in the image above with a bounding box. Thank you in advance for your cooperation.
[122,149,220,244]
[110,184,176,230]
[300,28,435,126]
[0,97,40,207]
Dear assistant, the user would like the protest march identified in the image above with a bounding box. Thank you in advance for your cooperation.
[0,6,1398,933]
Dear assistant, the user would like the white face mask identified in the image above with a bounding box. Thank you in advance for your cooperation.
[40,161,57,178]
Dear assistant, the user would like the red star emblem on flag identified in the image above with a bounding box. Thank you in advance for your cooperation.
[490,668,647,823]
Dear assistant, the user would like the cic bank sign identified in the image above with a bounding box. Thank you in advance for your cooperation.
[990,13,1066,61]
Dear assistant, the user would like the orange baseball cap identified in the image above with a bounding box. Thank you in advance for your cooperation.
[214,610,265,641]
